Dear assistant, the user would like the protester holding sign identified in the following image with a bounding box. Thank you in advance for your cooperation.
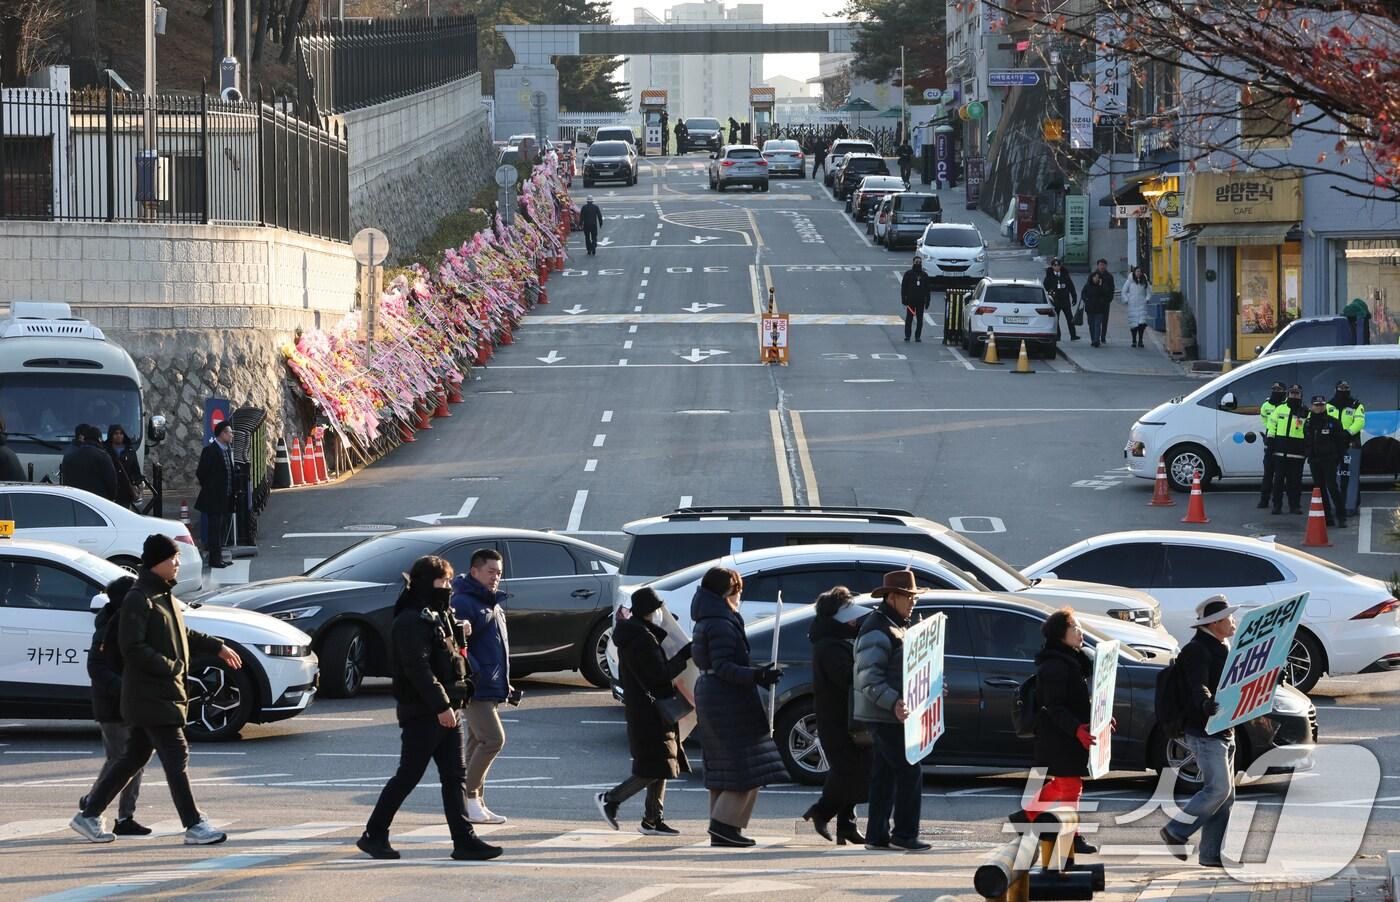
[1160,595,1237,868]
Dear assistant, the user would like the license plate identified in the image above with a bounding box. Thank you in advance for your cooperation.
[1003,316,1030,324]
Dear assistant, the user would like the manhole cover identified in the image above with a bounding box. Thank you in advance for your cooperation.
[344,524,396,532]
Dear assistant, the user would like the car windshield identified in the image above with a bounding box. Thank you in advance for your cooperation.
[687,119,721,131]
[897,195,941,212]
[832,142,874,155]
[984,285,1048,304]
[764,140,800,152]
[862,178,904,190]
[727,149,762,159]
[0,372,142,445]
[922,227,984,248]
[305,535,442,582]
[590,141,629,156]
[499,149,519,163]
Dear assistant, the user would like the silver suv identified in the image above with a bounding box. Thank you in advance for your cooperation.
[708,145,769,192]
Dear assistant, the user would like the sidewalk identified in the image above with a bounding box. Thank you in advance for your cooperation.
[928,185,1187,378]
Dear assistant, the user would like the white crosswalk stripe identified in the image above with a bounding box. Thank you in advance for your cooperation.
[0,818,71,841]
[685,834,790,852]
[395,823,506,843]
[236,822,359,842]
[533,828,644,848]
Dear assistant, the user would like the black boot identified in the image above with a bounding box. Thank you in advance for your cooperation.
[836,811,864,847]
[1073,834,1098,855]
[802,804,833,842]
[708,819,756,848]
[451,831,503,861]
[356,832,400,860]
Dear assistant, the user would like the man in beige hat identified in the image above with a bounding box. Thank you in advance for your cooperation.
[854,570,931,852]
[1160,594,1238,868]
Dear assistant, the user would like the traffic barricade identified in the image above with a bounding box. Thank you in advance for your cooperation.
[944,288,972,345]
[974,808,1097,902]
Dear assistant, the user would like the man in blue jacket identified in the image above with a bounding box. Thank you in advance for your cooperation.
[451,548,512,826]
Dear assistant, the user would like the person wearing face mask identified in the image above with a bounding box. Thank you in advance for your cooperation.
[901,256,932,342]
[1326,379,1365,517]
[1256,381,1287,509]
[1305,395,1349,528]
[595,588,693,836]
[802,586,869,845]
[1042,258,1080,342]
[450,548,513,826]
[1269,384,1308,514]
[359,555,501,862]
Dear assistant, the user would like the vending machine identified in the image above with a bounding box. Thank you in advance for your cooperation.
[641,90,668,156]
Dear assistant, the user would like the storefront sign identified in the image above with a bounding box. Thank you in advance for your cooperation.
[1207,594,1309,734]
[935,132,950,186]
[1069,82,1094,150]
[1115,204,1150,219]
[965,156,985,209]
[1095,15,1128,117]
[1185,169,1303,225]
[1088,640,1120,779]
[1136,126,1177,161]
[1064,195,1089,265]
[903,612,947,765]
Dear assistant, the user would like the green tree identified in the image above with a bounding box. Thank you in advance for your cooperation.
[839,0,945,87]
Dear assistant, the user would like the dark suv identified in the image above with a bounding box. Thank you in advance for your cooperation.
[835,153,890,200]
[680,117,723,154]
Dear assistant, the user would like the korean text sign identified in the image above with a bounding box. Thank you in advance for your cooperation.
[1088,640,1119,779]
[1206,593,1309,734]
[903,612,947,765]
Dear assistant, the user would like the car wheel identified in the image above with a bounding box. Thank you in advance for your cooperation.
[580,619,614,688]
[108,555,140,573]
[583,178,593,188]
[319,623,369,699]
[717,182,726,193]
[1164,443,1216,492]
[775,697,828,785]
[1284,628,1326,692]
[1153,727,1206,791]
[185,657,254,742]
[760,181,769,193]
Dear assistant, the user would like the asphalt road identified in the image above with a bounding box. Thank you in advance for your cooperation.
[4,156,1399,901]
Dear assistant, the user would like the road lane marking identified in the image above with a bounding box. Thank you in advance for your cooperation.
[0,818,72,841]
[585,459,598,472]
[237,822,358,841]
[637,292,646,299]
[623,340,633,348]
[769,410,796,506]
[526,313,902,325]
[2,749,93,754]
[593,434,606,447]
[489,362,766,370]
[749,265,763,314]
[796,408,1151,413]
[567,490,590,531]
[618,358,629,366]
[789,411,821,506]
[601,410,613,422]
[628,325,638,333]
[640,279,648,286]
[747,208,764,247]
[1359,507,1400,555]
[535,828,643,848]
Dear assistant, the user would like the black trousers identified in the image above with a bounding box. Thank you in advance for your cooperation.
[604,775,666,822]
[1053,299,1079,338]
[904,305,926,340]
[866,722,921,846]
[584,227,598,255]
[1271,454,1305,512]
[204,510,229,564]
[366,716,477,847]
[82,723,199,828]
[1259,439,1277,504]
[1309,457,1346,524]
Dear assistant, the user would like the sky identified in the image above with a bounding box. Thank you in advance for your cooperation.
[609,0,848,84]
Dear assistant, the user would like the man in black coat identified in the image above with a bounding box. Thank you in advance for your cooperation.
[61,424,118,500]
[804,587,869,845]
[579,196,604,256]
[596,588,691,835]
[1304,395,1348,528]
[901,257,932,342]
[0,418,25,481]
[194,422,235,568]
[1093,259,1116,342]
[1160,596,1237,868]
[1043,258,1080,341]
[72,535,241,845]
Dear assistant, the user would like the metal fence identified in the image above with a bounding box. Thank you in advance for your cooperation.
[0,82,348,241]
[761,123,905,156]
[295,15,478,118]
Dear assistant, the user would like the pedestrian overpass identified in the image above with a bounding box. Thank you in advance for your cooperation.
[493,23,856,139]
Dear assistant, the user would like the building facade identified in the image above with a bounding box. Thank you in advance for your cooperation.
[623,1,764,123]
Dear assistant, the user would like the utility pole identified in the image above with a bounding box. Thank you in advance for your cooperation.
[900,45,907,142]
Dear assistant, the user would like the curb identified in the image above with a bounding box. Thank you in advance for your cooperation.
[1387,850,1399,902]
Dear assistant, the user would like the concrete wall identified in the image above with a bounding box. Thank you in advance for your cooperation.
[335,74,496,261]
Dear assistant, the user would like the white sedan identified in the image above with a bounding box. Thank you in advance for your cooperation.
[1025,530,1400,691]
[0,483,203,595]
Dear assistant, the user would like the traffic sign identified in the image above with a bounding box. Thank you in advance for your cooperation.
[988,69,1041,87]
[761,313,789,365]
[494,164,518,188]
[351,227,390,266]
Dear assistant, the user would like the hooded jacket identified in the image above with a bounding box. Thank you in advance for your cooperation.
[450,574,510,701]
[118,569,224,727]
[390,583,471,721]
[614,615,690,778]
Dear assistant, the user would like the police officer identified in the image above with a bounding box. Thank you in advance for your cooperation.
[1256,381,1287,509]
[1270,384,1307,515]
[1043,258,1080,341]
[1327,379,1365,516]
[1305,395,1349,528]
[901,256,932,342]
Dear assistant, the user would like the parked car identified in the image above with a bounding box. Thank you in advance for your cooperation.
[582,140,637,187]
[708,145,769,192]
[1123,345,1400,492]
[0,536,318,740]
[679,118,723,154]
[824,139,877,187]
[748,592,1315,787]
[1025,530,1400,692]
[915,222,989,288]
[850,175,906,223]
[876,192,943,249]
[835,153,891,201]
[498,145,522,165]
[593,126,636,149]
[1257,315,1368,357]
[760,139,806,177]
[203,528,622,696]
[0,483,202,595]
[961,277,1060,359]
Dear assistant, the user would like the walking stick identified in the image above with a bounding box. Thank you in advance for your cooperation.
[767,591,783,735]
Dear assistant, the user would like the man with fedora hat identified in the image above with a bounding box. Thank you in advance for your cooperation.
[1160,595,1237,868]
[854,570,932,852]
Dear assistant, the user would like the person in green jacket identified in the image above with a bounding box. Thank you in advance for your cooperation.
[1327,379,1366,515]
[1256,381,1286,509]
[1269,385,1307,514]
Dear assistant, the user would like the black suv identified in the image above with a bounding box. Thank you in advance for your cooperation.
[835,153,890,200]
[680,117,723,154]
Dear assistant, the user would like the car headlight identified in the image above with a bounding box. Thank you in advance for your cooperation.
[270,605,321,622]
[976,253,987,262]
[259,644,312,657]
[1108,608,1155,626]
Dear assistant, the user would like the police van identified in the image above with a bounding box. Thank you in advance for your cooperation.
[0,302,165,484]
[1125,345,1399,491]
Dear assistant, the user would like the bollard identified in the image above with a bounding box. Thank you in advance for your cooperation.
[179,502,190,527]
[272,437,293,489]
[974,833,1039,902]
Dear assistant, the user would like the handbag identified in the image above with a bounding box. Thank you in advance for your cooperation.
[1073,305,1085,327]
[651,690,694,726]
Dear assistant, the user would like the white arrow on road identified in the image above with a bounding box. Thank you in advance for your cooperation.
[563,304,589,315]
[681,302,725,313]
[406,497,478,526]
[680,348,731,363]
[618,214,645,219]
[606,190,618,196]
[596,237,614,246]
[688,236,720,244]
[536,350,566,364]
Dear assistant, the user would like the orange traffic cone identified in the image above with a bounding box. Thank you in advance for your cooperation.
[474,342,490,366]
[433,382,452,418]
[1148,457,1175,506]
[555,247,565,270]
[981,328,1001,365]
[303,435,321,484]
[289,438,304,486]
[399,419,416,443]
[447,375,463,404]
[500,326,514,346]
[538,283,549,305]
[1181,470,1209,523]
[1301,488,1332,547]
[314,434,330,482]
[538,260,549,284]
[415,400,433,431]
[179,502,190,526]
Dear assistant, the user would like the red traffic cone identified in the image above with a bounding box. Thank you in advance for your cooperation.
[1148,457,1175,506]
[415,400,433,431]
[555,248,566,270]
[289,438,304,486]
[303,435,322,484]
[447,376,463,403]
[433,382,452,418]
[538,283,548,305]
[1302,488,1332,547]
[314,434,330,482]
[1181,470,1210,523]
[179,502,190,526]
[538,260,549,284]
[500,327,514,346]
[399,419,416,443]
[474,342,490,366]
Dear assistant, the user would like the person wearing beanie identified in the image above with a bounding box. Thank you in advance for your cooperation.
[595,588,693,836]
[72,534,242,846]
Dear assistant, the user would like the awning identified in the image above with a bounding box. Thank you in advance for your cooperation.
[1192,222,1296,246]
[1101,178,1147,207]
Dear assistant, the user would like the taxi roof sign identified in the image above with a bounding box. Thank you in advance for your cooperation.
[0,520,13,538]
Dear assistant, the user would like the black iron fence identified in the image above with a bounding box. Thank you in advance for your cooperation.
[762,123,904,156]
[295,15,478,118]
[0,81,348,241]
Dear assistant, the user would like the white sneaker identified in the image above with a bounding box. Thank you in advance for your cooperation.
[466,798,506,825]
[69,813,114,843]
[183,819,228,845]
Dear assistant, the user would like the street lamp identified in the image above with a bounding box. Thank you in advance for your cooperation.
[137,0,166,218]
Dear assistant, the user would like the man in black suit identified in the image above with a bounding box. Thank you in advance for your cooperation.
[61,424,118,501]
[195,422,235,568]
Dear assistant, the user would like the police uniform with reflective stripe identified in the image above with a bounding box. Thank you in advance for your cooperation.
[1257,396,1282,508]
[1327,394,1366,513]
[1269,401,1307,514]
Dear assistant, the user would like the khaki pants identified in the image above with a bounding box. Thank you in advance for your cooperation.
[709,788,758,829]
[463,699,506,800]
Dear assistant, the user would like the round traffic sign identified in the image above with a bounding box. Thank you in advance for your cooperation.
[351,227,390,266]
[495,164,518,188]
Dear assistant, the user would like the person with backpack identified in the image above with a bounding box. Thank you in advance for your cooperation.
[1159,595,1238,868]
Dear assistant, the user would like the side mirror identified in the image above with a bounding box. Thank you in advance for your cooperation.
[147,414,167,444]
[1041,571,1058,581]
[1254,344,1264,355]
[1218,392,1237,411]
[710,153,717,160]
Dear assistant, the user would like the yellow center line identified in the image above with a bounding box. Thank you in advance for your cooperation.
[746,208,764,248]
[768,409,796,506]
[789,410,821,506]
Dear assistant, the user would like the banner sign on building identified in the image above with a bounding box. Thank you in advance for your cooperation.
[1069,82,1094,150]
[1088,640,1119,779]
[1095,15,1128,117]
[935,132,950,186]
[1184,169,1303,225]
[903,612,947,765]
[1064,195,1089,265]
[1207,593,1309,735]
[981,0,1008,34]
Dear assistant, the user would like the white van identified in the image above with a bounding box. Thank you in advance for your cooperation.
[1124,345,1399,491]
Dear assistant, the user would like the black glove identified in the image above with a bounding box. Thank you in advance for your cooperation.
[1202,699,1221,717]
[753,664,783,688]
[674,642,693,662]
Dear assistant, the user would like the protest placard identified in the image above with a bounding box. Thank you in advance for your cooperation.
[902,612,947,765]
[1088,640,1119,779]
[1207,593,1309,735]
